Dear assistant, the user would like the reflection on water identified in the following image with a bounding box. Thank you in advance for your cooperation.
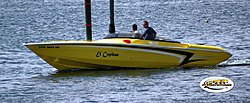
[48,68,177,78]
[44,66,221,80]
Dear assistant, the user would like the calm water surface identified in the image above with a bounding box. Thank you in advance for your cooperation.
[0,0,250,102]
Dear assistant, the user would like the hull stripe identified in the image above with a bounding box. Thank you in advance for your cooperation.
[59,44,197,66]
[25,43,230,66]
[73,46,185,63]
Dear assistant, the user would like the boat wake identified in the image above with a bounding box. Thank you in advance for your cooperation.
[218,59,250,67]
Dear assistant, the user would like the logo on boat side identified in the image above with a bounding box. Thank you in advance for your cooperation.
[200,76,234,93]
[96,51,119,58]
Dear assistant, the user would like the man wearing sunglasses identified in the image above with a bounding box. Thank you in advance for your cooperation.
[140,21,157,40]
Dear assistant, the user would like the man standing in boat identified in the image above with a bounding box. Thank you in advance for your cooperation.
[140,21,157,40]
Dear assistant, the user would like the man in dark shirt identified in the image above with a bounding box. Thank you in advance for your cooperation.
[140,21,157,40]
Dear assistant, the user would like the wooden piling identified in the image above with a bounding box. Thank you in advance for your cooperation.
[84,0,92,40]
[109,0,115,33]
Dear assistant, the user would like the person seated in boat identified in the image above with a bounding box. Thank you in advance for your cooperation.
[132,24,141,38]
[140,21,157,40]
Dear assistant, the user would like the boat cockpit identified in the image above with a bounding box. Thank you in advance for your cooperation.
[104,33,180,43]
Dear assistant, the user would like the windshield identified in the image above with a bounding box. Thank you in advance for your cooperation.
[103,33,141,39]
[103,33,180,43]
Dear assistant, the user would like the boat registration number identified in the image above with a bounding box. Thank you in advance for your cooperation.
[39,46,60,49]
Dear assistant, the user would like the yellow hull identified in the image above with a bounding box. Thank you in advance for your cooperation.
[24,38,232,70]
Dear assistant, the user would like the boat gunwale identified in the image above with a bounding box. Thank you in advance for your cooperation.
[23,42,232,55]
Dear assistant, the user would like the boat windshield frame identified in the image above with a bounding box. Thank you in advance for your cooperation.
[103,33,180,43]
[103,33,140,39]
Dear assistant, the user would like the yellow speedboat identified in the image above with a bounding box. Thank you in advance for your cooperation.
[24,33,232,70]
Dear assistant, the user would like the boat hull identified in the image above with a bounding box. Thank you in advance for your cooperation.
[24,40,232,70]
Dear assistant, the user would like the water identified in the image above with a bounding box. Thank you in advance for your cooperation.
[1,0,250,102]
